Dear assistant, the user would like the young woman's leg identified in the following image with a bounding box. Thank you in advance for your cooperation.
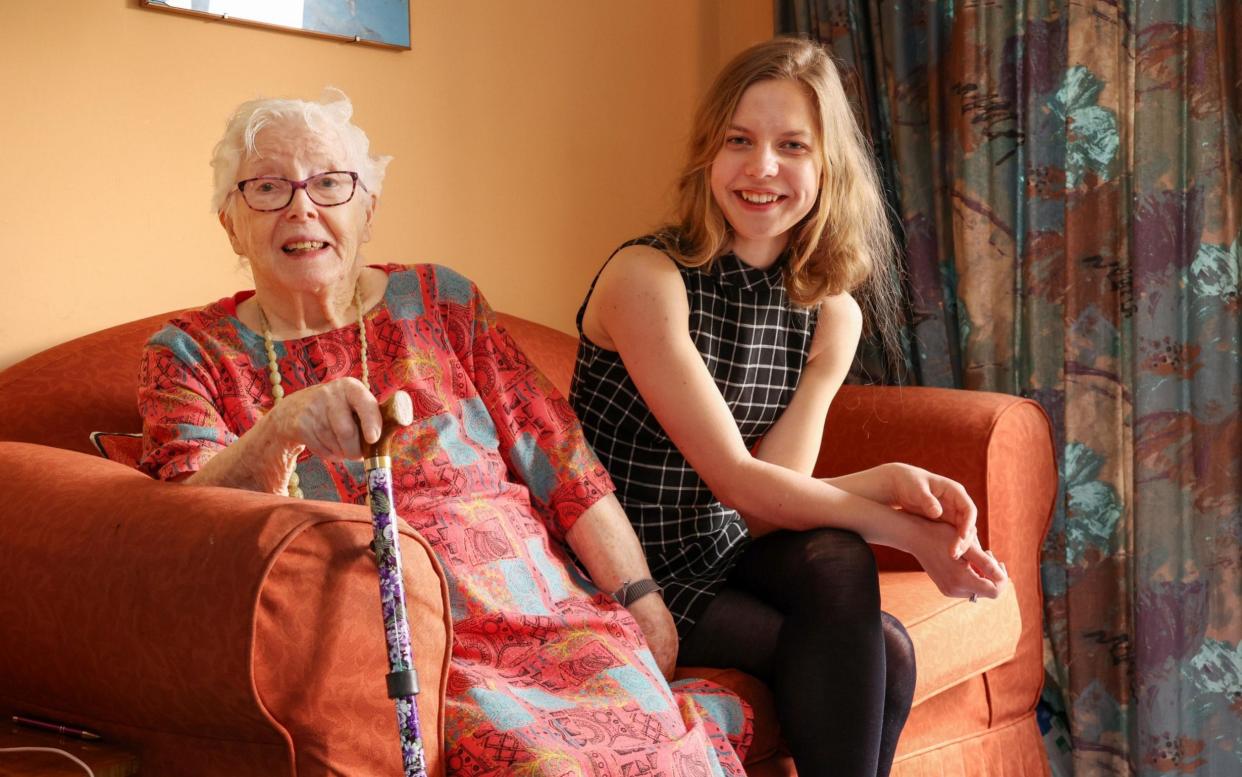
[679,529,915,777]
[877,613,916,775]
[679,586,782,678]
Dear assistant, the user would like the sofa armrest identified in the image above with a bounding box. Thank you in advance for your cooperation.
[0,442,451,776]
[814,385,1056,717]
[815,385,1056,568]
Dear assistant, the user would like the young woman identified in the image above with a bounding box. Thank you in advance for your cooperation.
[570,38,1008,776]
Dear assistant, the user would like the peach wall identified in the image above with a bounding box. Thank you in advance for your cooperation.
[0,0,772,370]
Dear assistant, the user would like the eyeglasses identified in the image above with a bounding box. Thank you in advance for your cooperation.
[235,171,366,212]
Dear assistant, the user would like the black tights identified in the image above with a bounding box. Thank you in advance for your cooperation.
[678,529,916,777]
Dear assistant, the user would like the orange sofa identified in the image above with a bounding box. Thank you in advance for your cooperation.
[0,307,1055,776]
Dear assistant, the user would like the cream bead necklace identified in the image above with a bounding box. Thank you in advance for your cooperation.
[258,282,370,498]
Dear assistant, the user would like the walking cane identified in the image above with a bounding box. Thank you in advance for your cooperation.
[363,392,428,777]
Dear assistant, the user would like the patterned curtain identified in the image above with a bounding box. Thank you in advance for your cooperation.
[779,1,1240,775]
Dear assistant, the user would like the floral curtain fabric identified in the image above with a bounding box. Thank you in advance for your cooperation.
[779,1,1240,774]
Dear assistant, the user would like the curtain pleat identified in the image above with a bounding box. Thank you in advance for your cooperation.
[780,1,1241,774]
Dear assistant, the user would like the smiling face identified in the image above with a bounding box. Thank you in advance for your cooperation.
[219,121,376,299]
[709,78,823,268]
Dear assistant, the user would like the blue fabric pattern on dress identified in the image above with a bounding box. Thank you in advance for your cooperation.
[386,268,426,319]
[511,432,557,503]
[150,327,206,366]
[431,413,479,467]
[434,265,476,306]
[460,396,499,449]
[468,686,535,731]
[498,558,552,615]
[526,538,570,602]
[604,665,670,713]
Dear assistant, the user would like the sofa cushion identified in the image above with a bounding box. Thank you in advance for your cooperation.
[496,312,576,394]
[0,442,453,776]
[880,571,1021,705]
[0,313,173,453]
[254,516,452,776]
[89,430,143,467]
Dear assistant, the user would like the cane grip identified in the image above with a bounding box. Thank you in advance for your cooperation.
[366,392,414,459]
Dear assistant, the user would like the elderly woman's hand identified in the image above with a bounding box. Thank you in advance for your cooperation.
[269,377,386,460]
[179,379,401,495]
[627,594,679,679]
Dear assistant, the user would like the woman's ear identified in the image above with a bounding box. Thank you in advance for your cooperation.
[218,208,244,255]
[361,192,378,243]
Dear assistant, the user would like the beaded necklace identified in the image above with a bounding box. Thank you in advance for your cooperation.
[257,281,370,498]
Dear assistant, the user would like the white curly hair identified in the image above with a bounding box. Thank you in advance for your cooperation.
[209,88,392,212]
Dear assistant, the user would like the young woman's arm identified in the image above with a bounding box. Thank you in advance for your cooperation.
[748,295,980,547]
[751,293,859,475]
[582,245,1005,599]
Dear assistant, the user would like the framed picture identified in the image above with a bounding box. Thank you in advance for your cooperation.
[140,0,411,50]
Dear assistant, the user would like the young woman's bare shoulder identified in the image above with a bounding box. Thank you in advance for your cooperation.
[586,244,689,349]
[598,244,683,289]
[808,291,863,359]
[819,290,863,326]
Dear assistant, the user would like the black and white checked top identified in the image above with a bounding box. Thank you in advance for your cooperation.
[570,236,819,636]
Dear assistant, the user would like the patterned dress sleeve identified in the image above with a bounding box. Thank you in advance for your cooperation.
[429,265,615,541]
[137,323,239,481]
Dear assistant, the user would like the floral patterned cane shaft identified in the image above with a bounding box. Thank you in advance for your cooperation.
[366,463,427,777]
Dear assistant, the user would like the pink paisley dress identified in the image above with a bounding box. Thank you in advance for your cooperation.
[138,263,752,776]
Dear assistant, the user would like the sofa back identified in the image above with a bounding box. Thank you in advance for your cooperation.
[0,310,578,455]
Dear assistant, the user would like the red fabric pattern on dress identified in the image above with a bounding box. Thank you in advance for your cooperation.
[137,264,752,775]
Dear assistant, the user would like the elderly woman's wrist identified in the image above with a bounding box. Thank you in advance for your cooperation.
[228,412,301,493]
[252,405,302,459]
[611,577,663,608]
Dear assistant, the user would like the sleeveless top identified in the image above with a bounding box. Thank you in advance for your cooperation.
[570,236,819,636]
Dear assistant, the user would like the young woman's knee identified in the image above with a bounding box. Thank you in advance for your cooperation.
[880,612,918,702]
[803,528,878,578]
[791,528,881,613]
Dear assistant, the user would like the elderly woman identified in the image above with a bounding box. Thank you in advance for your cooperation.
[137,92,751,775]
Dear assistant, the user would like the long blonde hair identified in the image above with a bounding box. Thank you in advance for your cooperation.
[663,37,902,359]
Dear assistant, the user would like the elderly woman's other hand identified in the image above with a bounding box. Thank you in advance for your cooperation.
[628,594,679,679]
[563,494,679,678]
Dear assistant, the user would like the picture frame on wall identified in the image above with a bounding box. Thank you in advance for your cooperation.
[140,0,411,50]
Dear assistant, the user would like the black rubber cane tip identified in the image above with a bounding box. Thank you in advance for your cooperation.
[387,669,420,698]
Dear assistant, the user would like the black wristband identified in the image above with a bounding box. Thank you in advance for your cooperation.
[612,578,663,608]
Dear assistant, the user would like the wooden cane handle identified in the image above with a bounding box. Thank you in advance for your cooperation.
[366,392,414,459]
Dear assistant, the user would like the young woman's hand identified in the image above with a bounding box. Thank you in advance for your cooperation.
[885,463,978,559]
[910,519,1008,601]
